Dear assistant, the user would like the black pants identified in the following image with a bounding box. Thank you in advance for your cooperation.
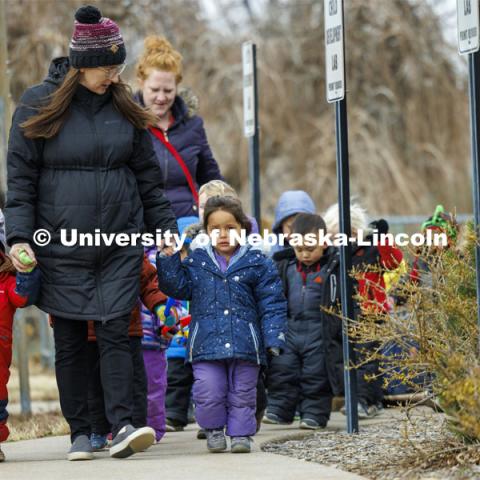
[165,358,268,427]
[87,342,110,435]
[256,369,267,424]
[87,337,148,435]
[266,321,333,423]
[53,315,133,441]
[165,358,193,427]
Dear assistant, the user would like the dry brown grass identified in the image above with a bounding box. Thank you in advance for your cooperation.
[7,366,59,403]
[6,412,68,442]
[3,0,470,218]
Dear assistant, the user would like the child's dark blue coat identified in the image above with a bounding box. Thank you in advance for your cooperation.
[156,244,287,365]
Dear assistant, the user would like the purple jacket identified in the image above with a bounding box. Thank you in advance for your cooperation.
[137,91,223,218]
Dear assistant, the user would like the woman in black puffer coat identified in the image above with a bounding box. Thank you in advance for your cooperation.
[4,7,177,461]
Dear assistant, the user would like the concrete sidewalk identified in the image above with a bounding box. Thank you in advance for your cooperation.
[2,414,371,480]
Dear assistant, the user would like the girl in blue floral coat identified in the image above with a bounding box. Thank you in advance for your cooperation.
[157,196,287,454]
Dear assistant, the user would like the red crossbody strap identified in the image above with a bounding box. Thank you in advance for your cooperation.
[149,127,199,204]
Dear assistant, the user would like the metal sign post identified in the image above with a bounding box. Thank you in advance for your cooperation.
[14,309,32,416]
[457,0,480,353]
[0,0,11,203]
[242,42,261,225]
[324,0,358,433]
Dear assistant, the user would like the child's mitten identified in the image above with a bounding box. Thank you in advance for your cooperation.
[179,315,191,329]
[155,298,180,327]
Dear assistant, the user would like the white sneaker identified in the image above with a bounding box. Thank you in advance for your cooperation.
[110,425,155,459]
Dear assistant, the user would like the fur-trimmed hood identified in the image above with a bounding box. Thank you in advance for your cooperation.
[178,87,199,119]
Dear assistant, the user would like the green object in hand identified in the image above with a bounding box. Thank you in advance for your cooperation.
[18,249,35,272]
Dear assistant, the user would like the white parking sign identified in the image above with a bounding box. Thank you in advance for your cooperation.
[324,0,345,103]
[242,42,255,138]
[457,0,480,54]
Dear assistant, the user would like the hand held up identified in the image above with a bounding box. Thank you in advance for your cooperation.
[10,243,37,272]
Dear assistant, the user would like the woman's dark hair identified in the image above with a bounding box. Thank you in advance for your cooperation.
[291,213,327,236]
[203,196,252,235]
[21,68,157,139]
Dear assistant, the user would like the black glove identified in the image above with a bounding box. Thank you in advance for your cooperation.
[369,219,389,235]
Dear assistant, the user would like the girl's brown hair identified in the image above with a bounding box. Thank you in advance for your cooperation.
[0,252,16,274]
[136,36,183,84]
[203,196,252,235]
[21,68,157,139]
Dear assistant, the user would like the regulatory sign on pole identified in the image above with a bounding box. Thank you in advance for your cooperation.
[243,42,255,138]
[458,0,480,55]
[324,0,345,103]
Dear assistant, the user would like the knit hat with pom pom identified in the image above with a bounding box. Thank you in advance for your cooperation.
[69,5,126,68]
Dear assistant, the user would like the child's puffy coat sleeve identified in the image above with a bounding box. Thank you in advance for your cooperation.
[156,252,193,300]
[140,255,167,312]
[11,269,41,307]
[254,257,287,350]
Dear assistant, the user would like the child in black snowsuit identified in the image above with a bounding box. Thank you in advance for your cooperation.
[264,213,344,429]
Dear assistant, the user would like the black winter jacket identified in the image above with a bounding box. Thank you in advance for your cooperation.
[273,246,345,395]
[5,57,177,321]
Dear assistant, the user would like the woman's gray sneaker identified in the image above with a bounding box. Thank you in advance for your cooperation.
[231,436,251,453]
[0,445,5,462]
[109,425,155,459]
[206,429,227,453]
[68,435,94,461]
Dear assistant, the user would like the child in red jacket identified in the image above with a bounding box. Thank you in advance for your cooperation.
[323,203,403,419]
[0,211,40,462]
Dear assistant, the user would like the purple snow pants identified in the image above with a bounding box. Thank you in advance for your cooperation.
[143,349,167,442]
[192,359,260,437]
